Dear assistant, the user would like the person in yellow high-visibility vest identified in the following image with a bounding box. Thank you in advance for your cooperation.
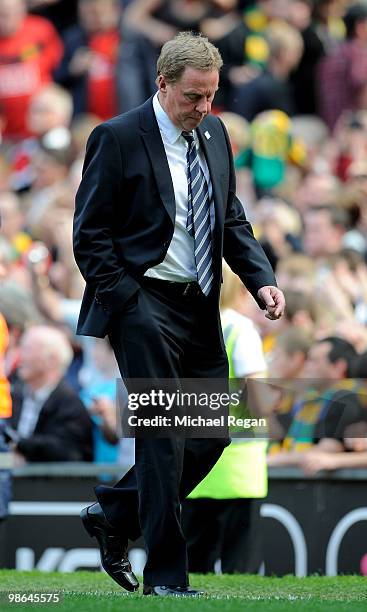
[0,312,12,419]
[0,311,12,522]
[182,262,267,573]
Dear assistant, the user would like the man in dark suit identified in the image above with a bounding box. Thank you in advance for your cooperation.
[8,325,93,463]
[74,31,285,597]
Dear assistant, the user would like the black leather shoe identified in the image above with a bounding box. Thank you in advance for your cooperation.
[143,585,205,597]
[81,503,139,592]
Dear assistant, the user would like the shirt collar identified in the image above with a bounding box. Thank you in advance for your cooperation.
[153,92,184,145]
[26,383,55,403]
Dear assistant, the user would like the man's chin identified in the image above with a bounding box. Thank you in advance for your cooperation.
[184,117,204,130]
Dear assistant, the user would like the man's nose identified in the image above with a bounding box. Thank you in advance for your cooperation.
[196,98,211,115]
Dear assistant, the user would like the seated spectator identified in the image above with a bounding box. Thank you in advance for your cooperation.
[0,0,63,141]
[268,336,366,467]
[55,0,122,119]
[267,328,312,453]
[8,325,93,462]
[301,422,367,475]
[229,21,304,120]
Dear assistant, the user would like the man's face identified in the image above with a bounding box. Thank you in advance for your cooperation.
[18,331,48,383]
[78,0,120,33]
[0,0,25,37]
[270,345,305,379]
[303,210,342,258]
[158,67,219,132]
[304,341,340,380]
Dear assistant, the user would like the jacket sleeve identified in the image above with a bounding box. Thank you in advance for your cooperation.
[73,123,140,314]
[219,118,277,309]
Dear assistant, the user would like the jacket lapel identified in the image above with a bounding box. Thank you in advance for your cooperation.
[197,121,225,254]
[139,97,176,225]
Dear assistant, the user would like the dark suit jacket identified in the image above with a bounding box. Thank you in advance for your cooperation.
[10,380,93,462]
[73,96,276,338]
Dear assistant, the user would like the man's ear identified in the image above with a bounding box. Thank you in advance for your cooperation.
[158,74,167,95]
[335,357,348,378]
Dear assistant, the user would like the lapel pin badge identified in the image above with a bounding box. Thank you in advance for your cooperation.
[204,131,211,140]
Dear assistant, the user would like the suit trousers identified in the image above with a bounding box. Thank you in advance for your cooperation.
[94,280,230,587]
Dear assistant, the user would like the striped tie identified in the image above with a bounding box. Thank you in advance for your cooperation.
[182,131,213,296]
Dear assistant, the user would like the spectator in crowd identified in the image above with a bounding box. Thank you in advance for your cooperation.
[301,424,367,475]
[267,336,366,467]
[318,3,367,131]
[23,136,73,231]
[22,238,129,459]
[301,344,367,475]
[79,338,123,464]
[275,254,317,293]
[7,325,93,462]
[183,261,268,574]
[9,84,74,191]
[333,110,367,183]
[0,191,32,258]
[255,196,303,260]
[312,0,346,53]
[288,0,326,115]
[55,0,122,119]
[27,83,73,139]
[229,21,304,120]
[302,205,349,260]
[293,172,341,213]
[266,327,312,453]
[268,327,312,380]
[0,0,63,140]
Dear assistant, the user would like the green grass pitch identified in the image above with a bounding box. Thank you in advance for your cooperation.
[0,571,366,611]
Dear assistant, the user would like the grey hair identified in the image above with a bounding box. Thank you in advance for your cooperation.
[157,31,223,84]
[24,325,74,375]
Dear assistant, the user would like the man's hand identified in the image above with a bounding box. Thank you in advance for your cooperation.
[257,286,286,320]
[300,452,339,476]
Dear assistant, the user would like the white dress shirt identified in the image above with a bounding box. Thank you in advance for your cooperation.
[17,384,55,439]
[144,92,215,282]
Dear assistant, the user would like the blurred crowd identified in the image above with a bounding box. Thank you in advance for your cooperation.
[0,0,367,488]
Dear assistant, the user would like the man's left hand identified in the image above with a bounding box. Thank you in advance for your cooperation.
[257,286,285,320]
